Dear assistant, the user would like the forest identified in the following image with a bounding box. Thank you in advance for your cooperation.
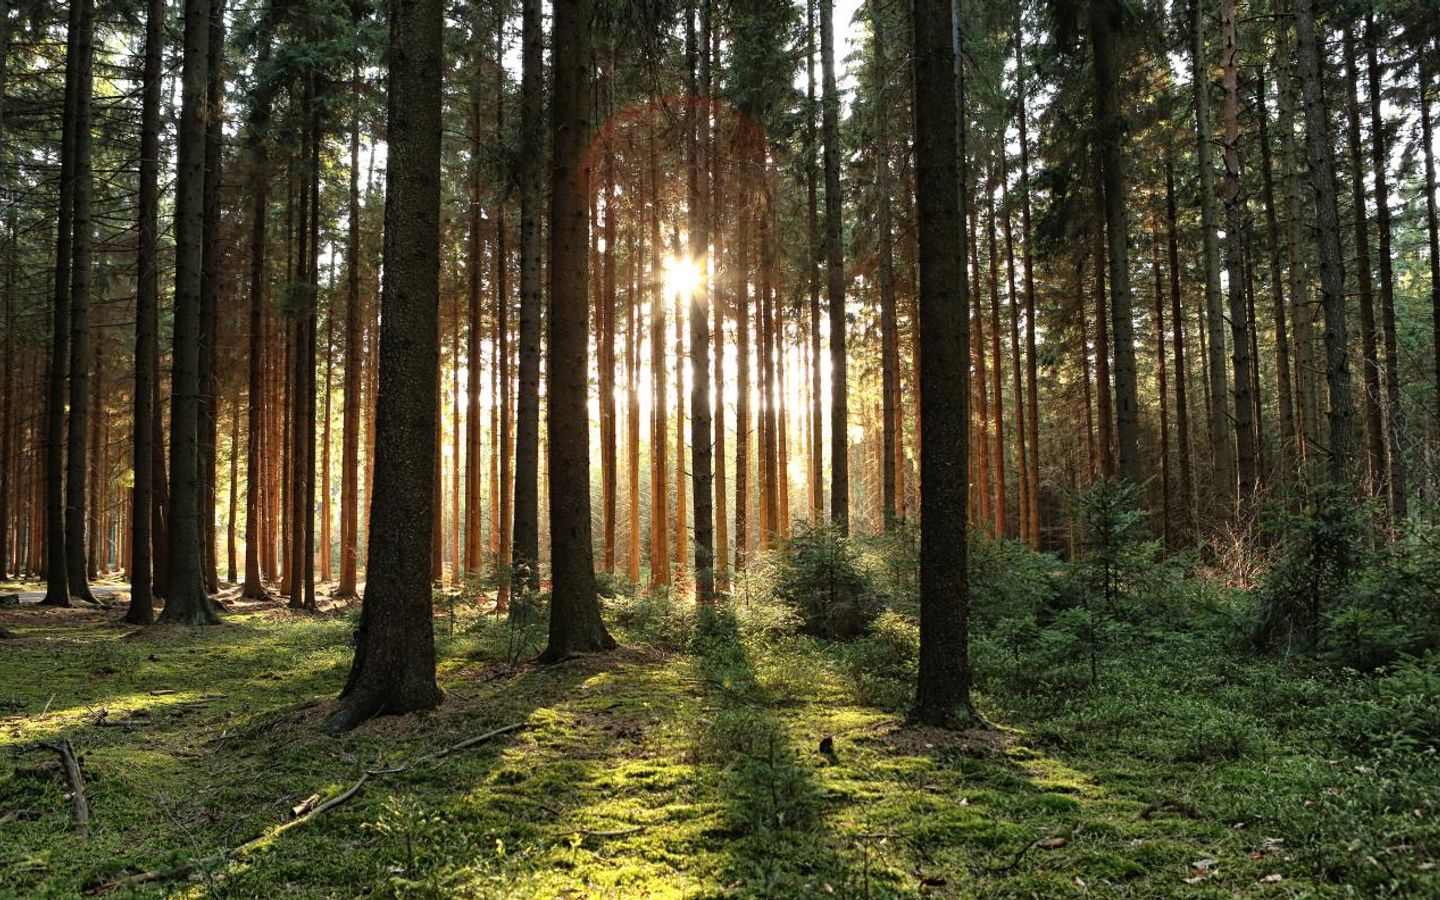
[1,0,1439,894]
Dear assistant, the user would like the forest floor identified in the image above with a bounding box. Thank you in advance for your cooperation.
[0,578,1435,898]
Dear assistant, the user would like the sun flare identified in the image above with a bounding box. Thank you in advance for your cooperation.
[661,254,704,299]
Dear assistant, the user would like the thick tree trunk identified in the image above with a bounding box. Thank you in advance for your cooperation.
[821,0,848,534]
[541,0,615,662]
[1294,0,1355,483]
[62,0,96,605]
[911,0,971,727]
[326,0,446,732]
[159,0,222,625]
[197,0,227,597]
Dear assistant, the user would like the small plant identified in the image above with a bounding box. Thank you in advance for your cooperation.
[771,522,882,640]
[1254,484,1368,653]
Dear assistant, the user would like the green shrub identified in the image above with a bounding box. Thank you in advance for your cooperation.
[836,609,920,710]
[769,522,881,640]
[605,585,696,650]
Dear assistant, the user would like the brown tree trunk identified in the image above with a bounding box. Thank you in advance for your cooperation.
[1165,151,1195,541]
[1295,0,1356,484]
[1090,0,1141,486]
[159,0,221,624]
[1366,15,1405,519]
[821,0,848,533]
[512,0,544,594]
[326,0,446,732]
[541,0,615,662]
[912,0,971,726]
[1221,0,1256,503]
[337,63,361,599]
[1343,25,1385,505]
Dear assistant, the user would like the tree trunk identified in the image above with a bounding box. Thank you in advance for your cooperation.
[821,0,848,533]
[541,0,615,662]
[1342,25,1385,505]
[873,1,899,527]
[649,125,670,586]
[1365,15,1405,519]
[337,63,361,599]
[1190,0,1233,509]
[1016,27,1040,544]
[687,0,715,603]
[1423,55,1440,451]
[1151,223,1171,544]
[912,0,971,727]
[1257,71,1298,494]
[1294,0,1355,484]
[1165,151,1195,541]
[62,0,96,604]
[1220,0,1255,503]
[512,0,543,595]
[197,0,227,597]
[159,0,222,625]
[326,0,446,732]
[1091,0,1140,486]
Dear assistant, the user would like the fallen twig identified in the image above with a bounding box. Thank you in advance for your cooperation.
[115,721,527,890]
[40,740,89,834]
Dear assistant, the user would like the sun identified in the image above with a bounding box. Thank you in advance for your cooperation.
[661,254,704,299]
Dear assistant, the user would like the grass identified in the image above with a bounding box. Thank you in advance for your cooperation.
[1,578,1436,898]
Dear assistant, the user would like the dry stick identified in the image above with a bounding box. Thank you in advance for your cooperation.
[118,722,526,888]
[41,740,89,833]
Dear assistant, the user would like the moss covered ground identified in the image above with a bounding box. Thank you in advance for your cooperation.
[1,579,1435,898]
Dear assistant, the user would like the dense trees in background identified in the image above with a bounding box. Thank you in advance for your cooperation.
[3,0,1440,724]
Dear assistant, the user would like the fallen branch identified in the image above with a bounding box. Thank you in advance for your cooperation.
[40,740,89,834]
[117,721,527,890]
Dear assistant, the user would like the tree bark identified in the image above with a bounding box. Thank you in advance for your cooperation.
[512,0,543,595]
[63,0,96,604]
[1220,0,1255,503]
[1342,24,1385,505]
[1294,0,1355,483]
[687,0,715,603]
[159,0,222,625]
[337,62,362,599]
[327,0,446,732]
[1165,151,1195,541]
[1189,0,1233,509]
[1091,0,1141,487]
[1366,15,1405,519]
[911,0,971,727]
[541,0,615,662]
[821,0,848,533]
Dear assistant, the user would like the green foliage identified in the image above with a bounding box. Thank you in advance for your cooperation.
[605,585,696,651]
[1256,490,1440,668]
[1255,484,1368,654]
[834,609,920,710]
[767,522,883,640]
